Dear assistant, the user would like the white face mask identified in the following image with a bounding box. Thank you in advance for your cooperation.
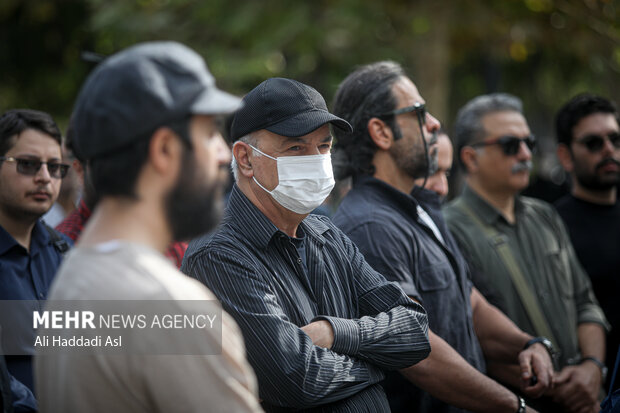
[249,145,335,214]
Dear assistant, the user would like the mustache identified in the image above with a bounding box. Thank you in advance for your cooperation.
[595,158,620,170]
[26,187,52,196]
[511,160,533,174]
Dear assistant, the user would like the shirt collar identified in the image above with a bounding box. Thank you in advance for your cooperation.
[225,184,329,249]
[461,185,523,225]
[0,219,50,256]
[77,199,92,219]
[352,175,420,218]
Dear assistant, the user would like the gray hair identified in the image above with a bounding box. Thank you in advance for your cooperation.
[231,133,258,182]
[454,93,523,169]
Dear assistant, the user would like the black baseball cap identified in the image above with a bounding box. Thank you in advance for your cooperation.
[229,77,352,141]
[71,41,242,161]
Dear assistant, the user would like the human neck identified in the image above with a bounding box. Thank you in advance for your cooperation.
[372,151,416,195]
[0,209,37,251]
[238,179,303,238]
[78,196,171,254]
[467,177,517,224]
[572,182,617,205]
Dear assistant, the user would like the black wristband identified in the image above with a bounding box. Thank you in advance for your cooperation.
[524,337,555,358]
[580,356,608,382]
[515,394,526,413]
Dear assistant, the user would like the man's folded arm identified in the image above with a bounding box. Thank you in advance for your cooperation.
[317,228,431,370]
[185,250,386,408]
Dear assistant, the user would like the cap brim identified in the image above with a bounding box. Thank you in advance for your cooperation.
[266,109,352,138]
[190,87,242,115]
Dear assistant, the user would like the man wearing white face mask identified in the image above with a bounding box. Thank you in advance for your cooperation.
[182,77,431,412]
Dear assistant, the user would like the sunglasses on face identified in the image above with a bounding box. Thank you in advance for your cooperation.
[378,103,427,125]
[470,135,536,156]
[575,132,620,153]
[0,156,70,179]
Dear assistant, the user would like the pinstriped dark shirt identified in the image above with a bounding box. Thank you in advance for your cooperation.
[182,185,430,412]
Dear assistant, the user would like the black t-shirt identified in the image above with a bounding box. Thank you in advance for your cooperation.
[555,194,620,385]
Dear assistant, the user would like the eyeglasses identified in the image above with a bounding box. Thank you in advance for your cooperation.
[575,132,620,153]
[0,156,70,178]
[378,103,427,125]
[470,135,536,156]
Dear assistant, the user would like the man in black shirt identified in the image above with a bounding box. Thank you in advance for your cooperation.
[183,77,431,412]
[331,61,554,413]
[555,93,620,387]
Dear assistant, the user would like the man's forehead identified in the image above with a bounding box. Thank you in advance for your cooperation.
[480,110,529,136]
[256,126,332,144]
[391,76,425,106]
[573,112,620,138]
[7,129,61,156]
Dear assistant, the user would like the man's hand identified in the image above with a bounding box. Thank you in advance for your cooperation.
[301,320,334,349]
[548,363,601,413]
[518,342,554,398]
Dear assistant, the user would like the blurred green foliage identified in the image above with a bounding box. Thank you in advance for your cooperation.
[1,0,618,144]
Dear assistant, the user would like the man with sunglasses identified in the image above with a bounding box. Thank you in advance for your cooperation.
[0,109,73,412]
[332,62,554,413]
[444,93,608,413]
[555,94,620,391]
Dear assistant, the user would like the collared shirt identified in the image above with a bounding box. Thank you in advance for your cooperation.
[56,199,188,268]
[182,184,430,413]
[0,220,73,392]
[444,185,609,367]
[333,176,484,413]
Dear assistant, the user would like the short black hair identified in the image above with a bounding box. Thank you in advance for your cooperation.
[0,109,62,156]
[555,94,619,146]
[332,61,405,180]
[88,118,191,199]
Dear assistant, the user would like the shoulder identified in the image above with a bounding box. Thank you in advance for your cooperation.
[443,197,471,226]
[519,196,560,221]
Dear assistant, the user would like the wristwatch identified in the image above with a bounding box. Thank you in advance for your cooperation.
[524,336,557,359]
[581,356,608,382]
[515,394,526,413]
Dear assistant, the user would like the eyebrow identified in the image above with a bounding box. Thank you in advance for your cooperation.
[281,135,333,145]
[16,154,62,162]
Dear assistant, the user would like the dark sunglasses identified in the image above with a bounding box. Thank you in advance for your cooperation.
[378,103,427,125]
[470,135,536,156]
[0,156,70,178]
[575,132,620,153]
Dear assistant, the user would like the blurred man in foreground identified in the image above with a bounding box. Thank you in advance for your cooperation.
[35,41,262,413]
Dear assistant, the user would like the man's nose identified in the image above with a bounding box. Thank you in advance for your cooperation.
[34,163,53,182]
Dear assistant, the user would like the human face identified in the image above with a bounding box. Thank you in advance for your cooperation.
[569,112,620,191]
[416,134,453,198]
[250,125,332,192]
[0,129,62,222]
[388,77,441,180]
[164,115,231,241]
[474,111,533,194]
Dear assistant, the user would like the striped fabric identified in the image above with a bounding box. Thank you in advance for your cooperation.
[183,185,430,412]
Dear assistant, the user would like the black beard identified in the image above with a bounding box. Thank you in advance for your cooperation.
[164,149,226,242]
[574,158,620,191]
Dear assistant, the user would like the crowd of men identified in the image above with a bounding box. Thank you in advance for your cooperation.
[0,40,617,413]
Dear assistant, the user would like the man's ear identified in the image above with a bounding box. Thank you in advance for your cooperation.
[232,141,253,178]
[148,127,182,176]
[460,146,479,174]
[557,143,574,173]
[367,117,394,150]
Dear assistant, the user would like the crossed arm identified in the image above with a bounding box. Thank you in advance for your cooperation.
[187,247,430,409]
